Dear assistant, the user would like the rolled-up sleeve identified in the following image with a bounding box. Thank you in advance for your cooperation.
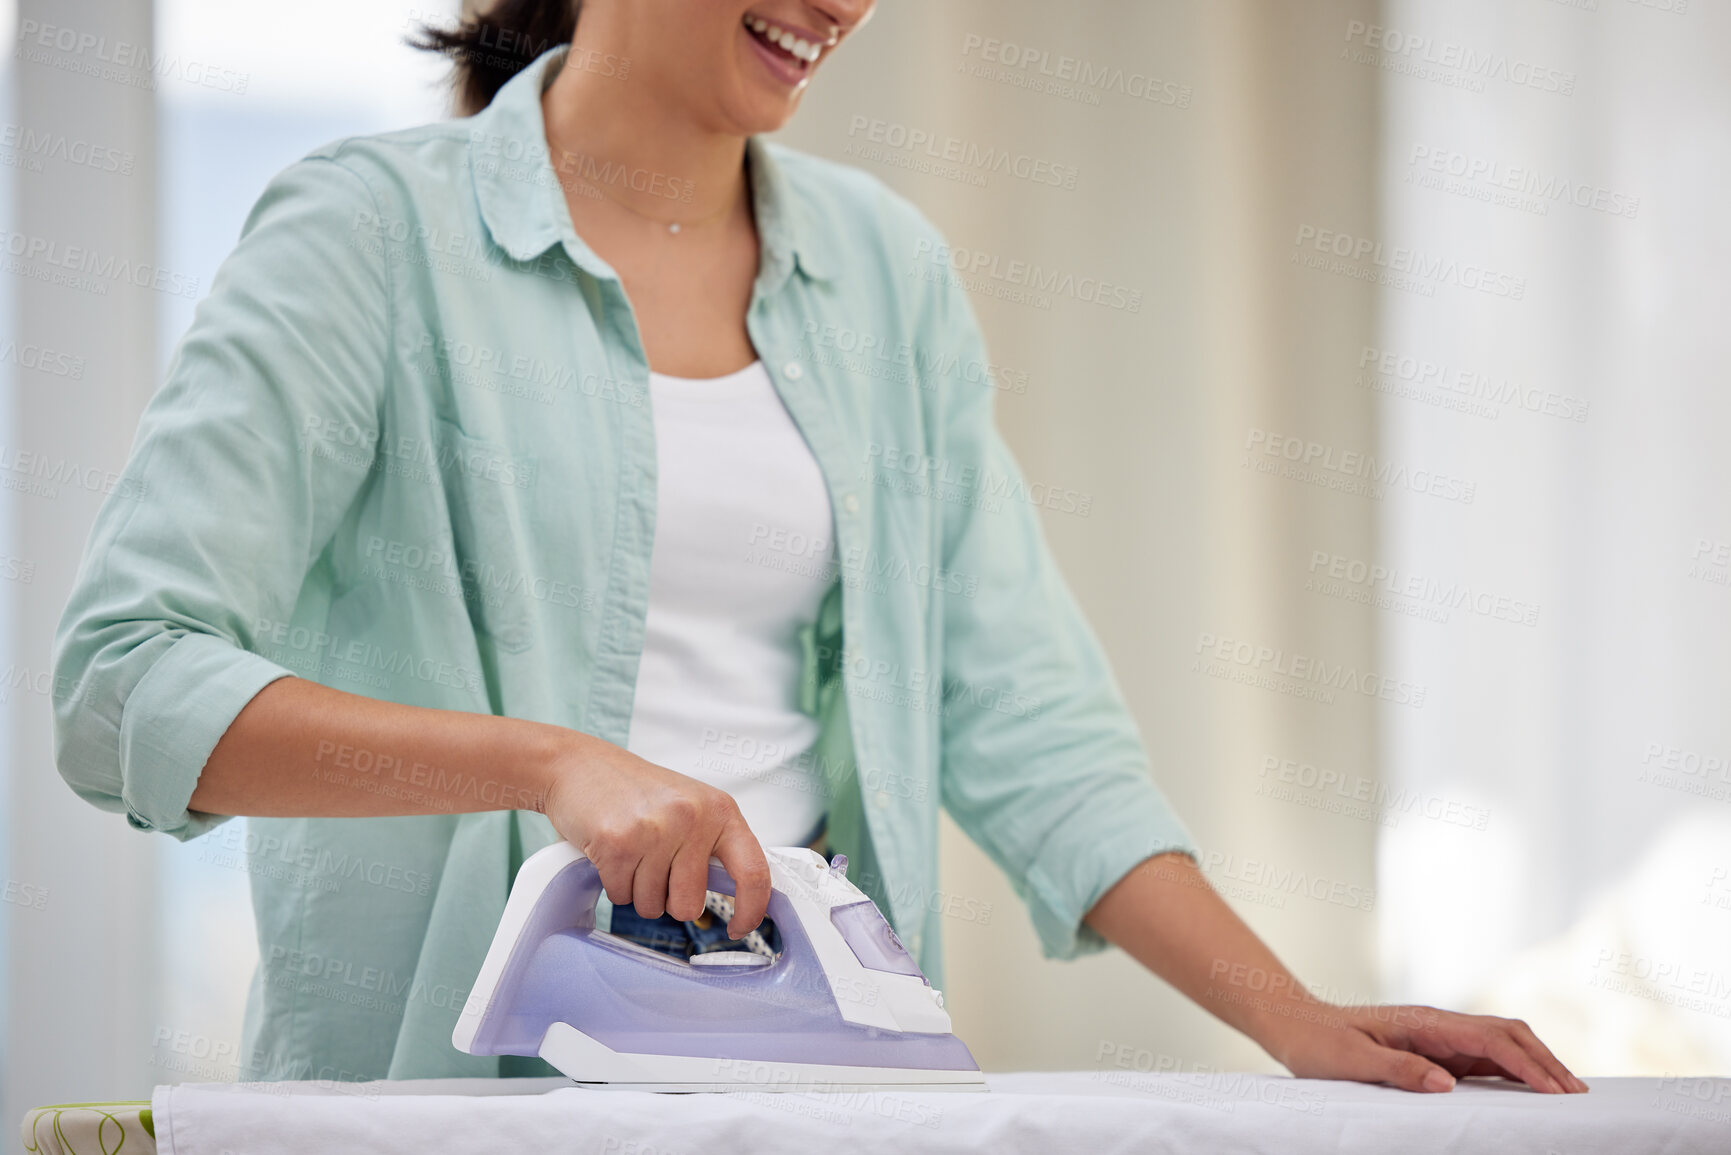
[918,223,1197,960]
[52,154,392,840]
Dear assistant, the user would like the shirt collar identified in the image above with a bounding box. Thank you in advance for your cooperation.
[470,47,835,285]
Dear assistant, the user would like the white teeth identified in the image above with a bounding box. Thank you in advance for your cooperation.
[744,14,823,62]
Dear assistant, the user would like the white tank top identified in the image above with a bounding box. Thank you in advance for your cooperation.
[625,360,836,847]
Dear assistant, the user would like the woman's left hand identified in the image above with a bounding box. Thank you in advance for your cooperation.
[1265,1004,1589,1094]
[1087,856,1589,1096]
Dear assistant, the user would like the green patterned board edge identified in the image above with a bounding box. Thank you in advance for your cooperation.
[21,1102,155,1155]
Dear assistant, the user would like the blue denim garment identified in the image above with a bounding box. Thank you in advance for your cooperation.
[605,903,785,960]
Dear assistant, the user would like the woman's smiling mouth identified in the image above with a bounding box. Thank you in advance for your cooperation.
[742,11,838,85]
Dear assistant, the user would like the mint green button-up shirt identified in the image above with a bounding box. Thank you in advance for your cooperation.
[52,47,1194,1081]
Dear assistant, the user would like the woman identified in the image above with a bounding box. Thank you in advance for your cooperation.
[52,0,1583,1093]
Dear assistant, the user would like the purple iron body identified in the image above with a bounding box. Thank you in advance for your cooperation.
[454,842,987,1091]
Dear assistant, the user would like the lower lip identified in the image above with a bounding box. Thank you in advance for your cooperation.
[745,27,809,87]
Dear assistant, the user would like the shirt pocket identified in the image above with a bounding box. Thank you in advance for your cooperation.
[435,417,538,654]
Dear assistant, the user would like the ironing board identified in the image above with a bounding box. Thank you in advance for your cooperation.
[35,1072,1713,1154]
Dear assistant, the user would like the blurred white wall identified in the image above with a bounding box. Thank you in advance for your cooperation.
[1,0,1727,1134]
[5,0,161,1131]
[1371,0,1731,1072]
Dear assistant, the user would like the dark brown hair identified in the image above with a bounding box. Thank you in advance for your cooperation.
[412,0,582,115]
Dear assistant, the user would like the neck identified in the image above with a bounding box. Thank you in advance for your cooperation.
[541,34,748,225]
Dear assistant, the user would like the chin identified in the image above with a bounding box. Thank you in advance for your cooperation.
[725,93,803,137]
[709,67,811,137]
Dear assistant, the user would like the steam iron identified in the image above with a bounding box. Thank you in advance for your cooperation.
[453,840,988,1092]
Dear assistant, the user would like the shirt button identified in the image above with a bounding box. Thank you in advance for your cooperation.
[843,493,860,514]
[783,361,804,380]
[873,790,890,809]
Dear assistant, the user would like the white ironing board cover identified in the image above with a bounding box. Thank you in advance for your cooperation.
[150,1072,1728,1155]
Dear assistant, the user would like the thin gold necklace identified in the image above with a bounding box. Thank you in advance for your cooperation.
[575,170,743,235]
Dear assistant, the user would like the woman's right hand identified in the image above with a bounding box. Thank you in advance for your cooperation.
[540,735,771,938]
[194,679,771,933]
